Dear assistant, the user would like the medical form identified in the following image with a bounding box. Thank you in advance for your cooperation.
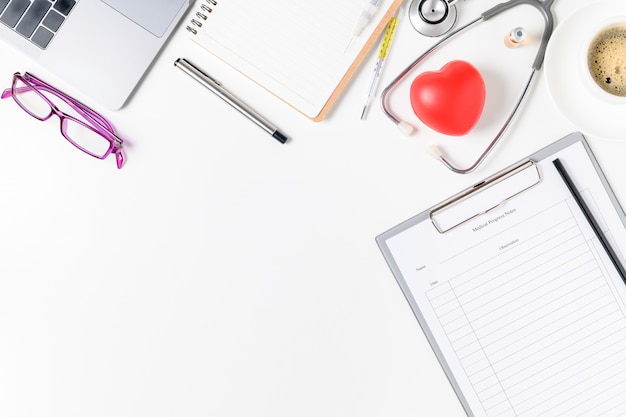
[378,133,626,417]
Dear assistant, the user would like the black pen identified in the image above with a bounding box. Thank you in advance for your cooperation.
[175,58,288,144]
[553,158,626,283]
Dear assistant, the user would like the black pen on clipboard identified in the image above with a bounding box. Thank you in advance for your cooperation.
[553,158,626,283]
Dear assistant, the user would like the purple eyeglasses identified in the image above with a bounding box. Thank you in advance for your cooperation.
[1,72,126,169]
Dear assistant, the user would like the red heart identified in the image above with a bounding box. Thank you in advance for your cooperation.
[410,60,486,136]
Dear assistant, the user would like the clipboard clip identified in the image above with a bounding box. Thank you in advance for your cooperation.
[429,160,542,233]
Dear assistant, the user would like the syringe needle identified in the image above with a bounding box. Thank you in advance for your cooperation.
[344,0,381,52]
[344,37,355,53]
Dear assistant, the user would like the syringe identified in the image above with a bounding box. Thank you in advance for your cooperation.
[345,0,382,52]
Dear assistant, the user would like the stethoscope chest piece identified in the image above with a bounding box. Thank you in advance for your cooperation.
[409,0,458,37]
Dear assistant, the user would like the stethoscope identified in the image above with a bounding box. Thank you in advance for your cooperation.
[409,0,461,37]
[381,0,556,174]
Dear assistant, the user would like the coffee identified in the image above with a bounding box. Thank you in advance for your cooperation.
[587,25,626,97]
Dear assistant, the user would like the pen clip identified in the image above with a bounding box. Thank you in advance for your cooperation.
[176,58,221,86]
[193,65,221,86]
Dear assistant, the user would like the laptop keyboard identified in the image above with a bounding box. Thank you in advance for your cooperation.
[0,0,76,49]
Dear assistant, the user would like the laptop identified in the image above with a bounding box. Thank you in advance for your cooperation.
[0,0,191,109]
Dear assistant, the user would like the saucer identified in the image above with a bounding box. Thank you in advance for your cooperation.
[544,0,626,140]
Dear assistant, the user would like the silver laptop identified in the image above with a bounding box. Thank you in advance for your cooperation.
[0,0,191,109]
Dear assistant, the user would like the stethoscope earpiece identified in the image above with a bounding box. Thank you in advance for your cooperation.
[425,144,444,160]
[397,121,416,136]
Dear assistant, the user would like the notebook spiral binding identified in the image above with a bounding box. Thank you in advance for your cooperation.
[186,0,218,35]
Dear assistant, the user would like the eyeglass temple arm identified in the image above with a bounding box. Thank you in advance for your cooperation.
[1,88,13,99]
[116,148,126,167]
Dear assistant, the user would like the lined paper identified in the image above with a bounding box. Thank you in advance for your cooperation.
[427,201,626,416]
[383,140,626,417]
[189,0,399,119]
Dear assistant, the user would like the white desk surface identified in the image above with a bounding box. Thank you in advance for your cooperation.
[1,0,624,416]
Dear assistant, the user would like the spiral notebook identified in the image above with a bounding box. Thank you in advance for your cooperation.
[186,0,403,121]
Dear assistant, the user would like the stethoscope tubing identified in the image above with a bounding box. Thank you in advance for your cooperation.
[380,0,555,174]
[439,69,537,174]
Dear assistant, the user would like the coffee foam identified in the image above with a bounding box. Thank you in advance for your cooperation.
[588,25,626,96]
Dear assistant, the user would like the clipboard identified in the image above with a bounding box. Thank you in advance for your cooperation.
[376,132,626,417]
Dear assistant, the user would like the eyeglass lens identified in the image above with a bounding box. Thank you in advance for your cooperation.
[13,77,52,120]
[13,77,113,158]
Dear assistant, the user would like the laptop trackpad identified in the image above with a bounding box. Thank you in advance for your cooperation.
[101,0,188,37]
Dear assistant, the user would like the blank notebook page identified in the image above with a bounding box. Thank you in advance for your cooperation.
[189,0,394,120]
